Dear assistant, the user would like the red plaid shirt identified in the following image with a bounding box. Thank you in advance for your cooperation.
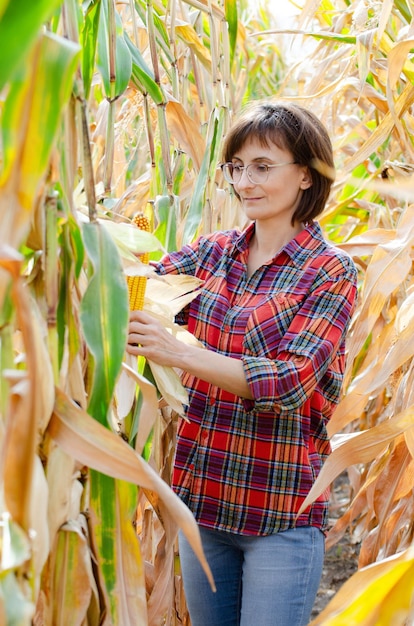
[155,221,357,535]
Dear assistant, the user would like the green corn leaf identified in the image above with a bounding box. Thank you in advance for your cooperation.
[0,0,10,21]
[125,33,164,103]
[89,472,147,624]
[0,0,64,91]
[224,0,238,68]
[0,572,35,625]
[57,214,85,369]
[50,521,94,623]
[183,108,225,244]
[152,194,178,257]
[81,0,102,99]
[0,31,80,248]
[80,222,129,425]
[97,0,132,99]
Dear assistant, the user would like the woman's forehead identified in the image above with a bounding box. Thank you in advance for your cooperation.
[236,133,288,154]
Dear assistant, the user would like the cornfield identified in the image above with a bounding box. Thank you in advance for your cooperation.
[1,0,414,623]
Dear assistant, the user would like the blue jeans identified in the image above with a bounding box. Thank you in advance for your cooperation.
[178,525,324,626]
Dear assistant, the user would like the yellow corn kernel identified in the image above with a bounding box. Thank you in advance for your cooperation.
[133,212,151,232]
[134,212,151,265]
[127,275,147,311]
[127,212,152,310]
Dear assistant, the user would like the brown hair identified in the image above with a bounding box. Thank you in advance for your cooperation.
[222,101,335,224]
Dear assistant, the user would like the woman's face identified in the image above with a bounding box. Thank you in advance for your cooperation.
[231,137,311,227]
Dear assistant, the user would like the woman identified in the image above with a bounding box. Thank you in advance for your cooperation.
[127,102,358,626]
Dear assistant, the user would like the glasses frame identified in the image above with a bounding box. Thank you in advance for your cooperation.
[220,161,297,185]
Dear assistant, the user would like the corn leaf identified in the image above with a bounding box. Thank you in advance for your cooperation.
[152,194,178,255]
[224,0,238,67]
[0,31,80,249]
[175,21,212,71]
[81,0,102,99]
[97,1,132,99]
[125,32,164,103]
[345,222,414,383]
[2,278,55,532]
[310,546,414,625]
[80,222,129,425]
[48,387,215,592]
[98,218,165,256]
[0,0,64,91]
[165,101,206,171]
[182,107,225,243]
[49,521,94,626]
[298,405,414,516]
[120,360,159,454]
[0,573,34,625]
[89,472,147,625]
[45,445,80,543]
[0,514,31,573]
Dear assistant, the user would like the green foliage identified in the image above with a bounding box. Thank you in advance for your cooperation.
[80,222,129,425]
[0,0,63,91]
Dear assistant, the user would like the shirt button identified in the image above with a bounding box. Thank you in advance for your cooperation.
[224,325,230,332]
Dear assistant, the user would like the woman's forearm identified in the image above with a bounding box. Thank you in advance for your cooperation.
[176,342,253,399]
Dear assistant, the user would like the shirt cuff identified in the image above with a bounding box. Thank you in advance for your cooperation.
[241,355,280,413]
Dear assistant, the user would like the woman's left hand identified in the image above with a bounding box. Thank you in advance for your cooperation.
[127,310,184,367]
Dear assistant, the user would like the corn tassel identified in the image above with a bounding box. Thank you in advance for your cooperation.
[127,213,151,311]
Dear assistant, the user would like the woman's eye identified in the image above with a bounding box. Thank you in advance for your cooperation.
[233,165,243,173]
[255,164,268,173]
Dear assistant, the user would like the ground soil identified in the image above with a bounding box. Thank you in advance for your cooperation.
[310,473,360,620]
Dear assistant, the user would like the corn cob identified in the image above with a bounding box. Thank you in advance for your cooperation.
[127,213,151,310]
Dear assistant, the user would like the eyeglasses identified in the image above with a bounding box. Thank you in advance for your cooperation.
[220,161,296,185]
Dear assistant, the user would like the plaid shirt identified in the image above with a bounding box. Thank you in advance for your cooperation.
[155,221,357,535]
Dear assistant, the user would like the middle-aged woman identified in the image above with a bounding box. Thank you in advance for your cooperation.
[127,101,358,626]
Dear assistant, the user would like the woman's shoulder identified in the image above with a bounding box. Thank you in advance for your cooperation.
[301,223,357,283]
[313,241,358,284]
[199,228,242,245]
[196,228,243,254]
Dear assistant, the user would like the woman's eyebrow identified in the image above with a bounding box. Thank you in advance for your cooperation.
[231,155,274,163]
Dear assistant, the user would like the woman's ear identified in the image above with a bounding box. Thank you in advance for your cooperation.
[299,167,312,190]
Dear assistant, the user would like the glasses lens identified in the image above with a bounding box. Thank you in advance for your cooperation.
[248,164,269,184]
[222,164,236,183]
[221,163,271,184]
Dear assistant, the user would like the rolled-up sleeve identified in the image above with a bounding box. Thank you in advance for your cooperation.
[241,266,357,413]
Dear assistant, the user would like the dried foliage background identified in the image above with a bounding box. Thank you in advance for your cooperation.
[1,0,414,624]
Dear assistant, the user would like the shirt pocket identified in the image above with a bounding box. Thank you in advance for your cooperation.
[243,293,304,358]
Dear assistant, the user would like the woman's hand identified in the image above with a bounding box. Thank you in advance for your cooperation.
[127,310,184,367]
[127,311,253,399]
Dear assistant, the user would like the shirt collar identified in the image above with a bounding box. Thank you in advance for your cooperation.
[228,221,326,266]
[227,222,255,257]
[284,221,327,267]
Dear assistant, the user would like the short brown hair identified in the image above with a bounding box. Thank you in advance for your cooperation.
[222,102,335,224]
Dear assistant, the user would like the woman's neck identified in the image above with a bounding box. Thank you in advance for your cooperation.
[246,221,305,278]
[251,219,304,259]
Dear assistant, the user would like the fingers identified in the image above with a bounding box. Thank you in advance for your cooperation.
[126,311,179,365]
[127,311,159,355]
[129,310,151,323]
[128,311,152,339]
[127,323,146,349]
